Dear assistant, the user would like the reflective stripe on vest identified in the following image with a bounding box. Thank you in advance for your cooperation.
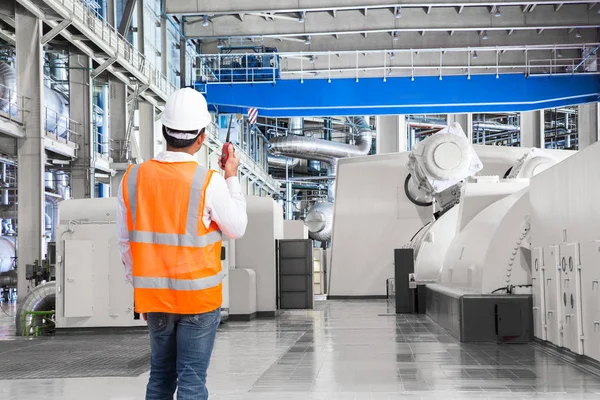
[133,271,225,291]
[127,163,223,291]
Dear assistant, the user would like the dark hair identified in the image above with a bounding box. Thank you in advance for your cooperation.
[162,126,205,149]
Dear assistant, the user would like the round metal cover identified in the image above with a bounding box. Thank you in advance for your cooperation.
[304,211,326,233]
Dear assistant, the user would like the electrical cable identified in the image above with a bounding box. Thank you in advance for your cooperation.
[404,174,433,207]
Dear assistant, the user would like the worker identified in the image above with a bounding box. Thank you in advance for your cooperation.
[116,88,247,400]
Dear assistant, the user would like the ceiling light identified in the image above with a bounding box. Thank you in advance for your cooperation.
[482,30,488,40]
[202,15,209,27]
[495,7,501,17]
[395,7,402,19]
[473,51,478,59]
[393,31,399,41]
[305,36,311,45]
[299,12,305,23]
[575,29,582,38]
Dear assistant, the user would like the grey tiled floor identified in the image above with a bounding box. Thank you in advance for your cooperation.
[1,299,600,399]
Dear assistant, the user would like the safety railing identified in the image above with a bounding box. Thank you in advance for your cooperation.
[195,43,600,84]
[195,53,280,84]
[44,0,177,99]
[204,122,279,194]
[95,130,113,161]
[112,139,131,164]
[44,106,80,145]
[0,83,27,125]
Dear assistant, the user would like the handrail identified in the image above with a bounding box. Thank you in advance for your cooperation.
[195,43,600,83]
[45,0,177,99]
[0,83,28,125]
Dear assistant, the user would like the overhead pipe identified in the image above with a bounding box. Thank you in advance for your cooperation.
[0,269,16,288]
[267,155,300,169]
[268,116,373,201]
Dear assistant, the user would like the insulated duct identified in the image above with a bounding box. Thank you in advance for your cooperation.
[15,281,55,336]
[0,235,16,273]
[0,62,71,137]
[304,202,334,242]
[267,155,300,169]
[0,269,16,288]
[268,116,373,200]
[268,116,373,241]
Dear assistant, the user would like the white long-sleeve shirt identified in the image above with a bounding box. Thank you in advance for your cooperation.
[117,151,247,284]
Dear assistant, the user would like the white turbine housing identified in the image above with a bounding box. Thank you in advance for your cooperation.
[408,122,483,195]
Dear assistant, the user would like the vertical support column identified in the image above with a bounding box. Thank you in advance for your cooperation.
[520,111,544,148]
[375,115,407,154]
[16,5,45,297]
[138,100,155,161]
[69,54,95,198]
[578,103,600,150]
[160,12,168,76]
[447,113,473,142]
[109,80,128,194]
[106,0,116,26]
[136,0,145,54]
[180,36,187,88]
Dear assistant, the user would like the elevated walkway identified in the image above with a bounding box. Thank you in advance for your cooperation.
[199,45,600,116]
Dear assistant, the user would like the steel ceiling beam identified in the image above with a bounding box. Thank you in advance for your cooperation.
[187,24,600,40]
[117,0,137,36]
[167,0,600,16]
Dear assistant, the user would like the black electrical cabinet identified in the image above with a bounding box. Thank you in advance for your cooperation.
[277,239,314,310]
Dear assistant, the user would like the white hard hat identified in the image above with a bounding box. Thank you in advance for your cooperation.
[161,88,212,132]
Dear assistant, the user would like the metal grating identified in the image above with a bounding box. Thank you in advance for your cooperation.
[0,333,151,379]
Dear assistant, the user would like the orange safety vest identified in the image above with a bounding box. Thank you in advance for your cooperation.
[122,160,223,314]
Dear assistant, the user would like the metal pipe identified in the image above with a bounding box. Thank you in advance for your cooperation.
[0,270,16,288]
[268,155,300,169]
[268,116,372,200]
[15,281,55,336]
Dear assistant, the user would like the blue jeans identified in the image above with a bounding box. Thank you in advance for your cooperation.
[145,309,221,400]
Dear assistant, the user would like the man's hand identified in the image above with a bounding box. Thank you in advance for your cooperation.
[142,313,147,322]
[219,145,240,179]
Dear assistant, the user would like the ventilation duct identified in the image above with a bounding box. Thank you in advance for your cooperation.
[16,281,55,336]
[0,62,71,137]
[0,269,16,287]
[268,117,373,241]
[267,155,300,169]
[268,116,373,201]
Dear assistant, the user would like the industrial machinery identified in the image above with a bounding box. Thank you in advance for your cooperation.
[268,116,373,243]
[529,141,600,363]
[328,123,575,342]
[15,197,232,333]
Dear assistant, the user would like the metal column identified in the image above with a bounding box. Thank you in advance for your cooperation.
[138,100,155,161]
[16,4,45,297]
[520,111,544,148]
[578,103,600,150]
[109,80,128,194]
[447,113,473,143]
[375,115,407,154]
[69,54,95,199]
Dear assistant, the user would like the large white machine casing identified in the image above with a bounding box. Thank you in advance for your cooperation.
[55,197,231,329]
[530,141,600,361]
[234,195,284,314]
[439,187,532,293]
[330,144,574,297]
